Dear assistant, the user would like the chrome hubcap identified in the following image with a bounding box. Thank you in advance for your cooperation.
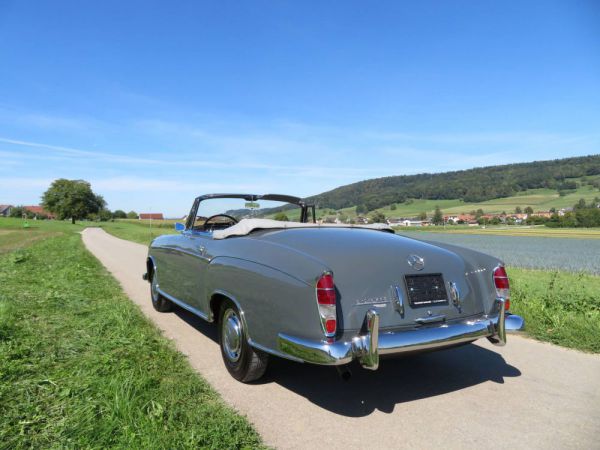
[222,309,242,362]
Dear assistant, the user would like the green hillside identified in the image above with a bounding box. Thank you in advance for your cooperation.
[376,182,600,218]
[309,154,600,212]
[267,174,600,222]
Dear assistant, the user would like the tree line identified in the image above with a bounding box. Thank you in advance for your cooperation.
[544,198,600,228]
[308,155,600,211]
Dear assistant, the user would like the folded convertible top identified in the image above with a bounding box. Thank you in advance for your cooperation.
[212,218,393,239]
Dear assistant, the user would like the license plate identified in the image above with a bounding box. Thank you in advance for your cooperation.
[404,274,449,308]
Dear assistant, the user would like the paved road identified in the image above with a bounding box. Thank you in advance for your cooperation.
[82,228,600,450]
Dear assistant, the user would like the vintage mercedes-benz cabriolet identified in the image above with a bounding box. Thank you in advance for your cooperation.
[144,194,524,382]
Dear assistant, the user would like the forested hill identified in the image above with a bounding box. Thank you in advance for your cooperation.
[308,155,600,211]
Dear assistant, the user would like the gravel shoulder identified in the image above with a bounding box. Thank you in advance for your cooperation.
[82,227,600,450]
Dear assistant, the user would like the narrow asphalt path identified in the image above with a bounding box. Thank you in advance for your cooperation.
[82,228,600,450]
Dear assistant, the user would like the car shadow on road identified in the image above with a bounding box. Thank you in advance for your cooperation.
[262,343,521,417]
[172,305,521,417]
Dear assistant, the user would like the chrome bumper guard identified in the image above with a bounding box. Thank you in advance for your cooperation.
[278,298,524,370]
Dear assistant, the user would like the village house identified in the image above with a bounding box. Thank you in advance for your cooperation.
[531,211,553,218]
[24,206,55,219]
[386,217,406,225]
[558,207,573,216]
[444,215,460,224]
[0,204,13,217]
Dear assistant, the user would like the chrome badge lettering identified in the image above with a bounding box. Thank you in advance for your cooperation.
[356,296,389,306]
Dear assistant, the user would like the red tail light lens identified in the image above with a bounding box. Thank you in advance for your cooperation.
[493,266,510,310]
[316,273,337,337]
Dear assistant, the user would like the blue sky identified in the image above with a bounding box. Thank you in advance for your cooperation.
[0,0,599,216]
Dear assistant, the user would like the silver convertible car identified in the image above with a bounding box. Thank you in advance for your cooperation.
[144,194,524,382]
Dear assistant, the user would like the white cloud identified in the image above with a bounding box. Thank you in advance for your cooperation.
[90,176,270,193]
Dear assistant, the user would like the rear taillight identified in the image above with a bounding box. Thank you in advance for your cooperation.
[493,265,510,311]
[316,272,336,337]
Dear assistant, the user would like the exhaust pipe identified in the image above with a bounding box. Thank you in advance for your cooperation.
[336,365,352,381]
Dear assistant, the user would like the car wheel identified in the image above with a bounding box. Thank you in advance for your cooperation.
[219,300,269,383]
[150,270,172,312]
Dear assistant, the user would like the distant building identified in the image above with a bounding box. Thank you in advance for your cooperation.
[139,213,164,220]
[558,207,573,217]
[24,205,55,219]
[398,219,424,227]
[0,204,12,217]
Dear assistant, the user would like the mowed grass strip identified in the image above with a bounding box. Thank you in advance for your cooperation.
[0,228,263,448]
[92,220,178,246]
[508,267,600,353]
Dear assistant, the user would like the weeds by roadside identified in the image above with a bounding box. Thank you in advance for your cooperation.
[509,267,600,353]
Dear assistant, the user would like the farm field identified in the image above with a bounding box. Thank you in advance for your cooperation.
[403,231,600,274]
[397,225,600,239]
[0,218,263,448]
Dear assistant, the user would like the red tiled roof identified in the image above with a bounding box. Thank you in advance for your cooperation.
[24,205,55,218]
[139,213,164,220]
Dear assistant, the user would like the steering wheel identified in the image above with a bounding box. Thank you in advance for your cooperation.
[203,214,238,231]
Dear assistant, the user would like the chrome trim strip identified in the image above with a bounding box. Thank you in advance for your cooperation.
[157,287,210,321]
[170,247,211,261]
[393,285,404,317]
[248,339,305,363]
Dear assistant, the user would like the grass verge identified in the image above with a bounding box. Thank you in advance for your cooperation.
[92,220,177,246]
[508,267,600,353]
[0,222,263,448]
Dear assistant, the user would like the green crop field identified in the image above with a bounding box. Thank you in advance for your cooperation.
[397,225,600,239]
[0,218,263,448]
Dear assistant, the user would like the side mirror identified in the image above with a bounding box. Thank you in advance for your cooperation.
[174,222,185,231]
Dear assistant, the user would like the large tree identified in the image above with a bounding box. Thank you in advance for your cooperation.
[42,179,105,224]
[432,206,444,225]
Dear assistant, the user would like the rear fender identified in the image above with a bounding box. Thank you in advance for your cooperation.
[206,257,326,354]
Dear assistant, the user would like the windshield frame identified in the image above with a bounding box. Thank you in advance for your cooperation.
[184,193,315,231]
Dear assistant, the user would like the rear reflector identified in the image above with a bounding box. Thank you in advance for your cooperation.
[316,273,337,337]
[493,266,510,310]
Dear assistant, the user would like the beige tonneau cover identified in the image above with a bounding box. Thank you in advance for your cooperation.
[212,218,393,239]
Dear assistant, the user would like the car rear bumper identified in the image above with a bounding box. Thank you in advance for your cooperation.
[278,298,524,369]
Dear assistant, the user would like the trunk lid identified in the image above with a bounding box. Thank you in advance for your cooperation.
[252,227,492,331]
